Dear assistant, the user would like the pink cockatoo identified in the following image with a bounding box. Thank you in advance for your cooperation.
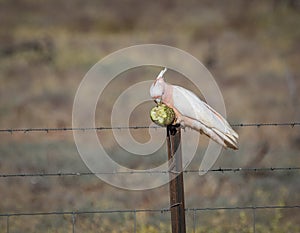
[150,68,239,150]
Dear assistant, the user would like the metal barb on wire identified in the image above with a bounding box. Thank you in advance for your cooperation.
[0,167,299,178]
[0,205,299,218]
[0,122,299,134]
[0,126,160,134]
[231,122,300,127]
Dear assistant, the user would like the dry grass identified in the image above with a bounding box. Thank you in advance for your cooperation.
[0,0,299,232]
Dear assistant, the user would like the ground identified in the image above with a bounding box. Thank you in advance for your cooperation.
[0,0,299,232]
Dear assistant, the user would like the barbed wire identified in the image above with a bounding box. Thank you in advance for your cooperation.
[0,122,299,134]
[0,126,152,133]
[231,122,300,127]
[0,167,299,178]
[0,204,299,217]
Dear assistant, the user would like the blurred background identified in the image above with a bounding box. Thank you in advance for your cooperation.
[0,0,299,232]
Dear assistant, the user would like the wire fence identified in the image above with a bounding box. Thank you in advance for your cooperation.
[0,167,299,178]
[1,204,299,217]
[1,121,299,232]
[1,205,300,233]
[0,121,299,134]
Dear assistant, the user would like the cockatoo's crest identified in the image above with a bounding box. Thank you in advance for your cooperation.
[156,67,167,81]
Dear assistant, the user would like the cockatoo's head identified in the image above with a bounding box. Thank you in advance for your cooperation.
[150,68,167,104]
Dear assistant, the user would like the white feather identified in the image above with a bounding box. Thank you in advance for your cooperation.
[171,85,238,149]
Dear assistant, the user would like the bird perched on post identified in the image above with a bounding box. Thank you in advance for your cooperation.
[150,68,239,150]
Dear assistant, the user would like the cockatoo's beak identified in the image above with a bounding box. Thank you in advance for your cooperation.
[155,98,162,104]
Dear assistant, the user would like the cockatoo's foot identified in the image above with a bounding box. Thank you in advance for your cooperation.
[179,121,186,129]
[172,109,183,125]
[174,118,181,125]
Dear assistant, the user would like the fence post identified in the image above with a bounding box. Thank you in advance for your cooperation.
[167,124,186,233]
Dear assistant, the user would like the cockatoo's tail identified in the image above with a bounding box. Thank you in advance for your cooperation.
[150,103,175,127]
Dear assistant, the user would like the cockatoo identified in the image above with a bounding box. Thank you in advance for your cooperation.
[150,68,239,150]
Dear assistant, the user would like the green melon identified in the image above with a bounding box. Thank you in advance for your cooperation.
[150,103,176,127]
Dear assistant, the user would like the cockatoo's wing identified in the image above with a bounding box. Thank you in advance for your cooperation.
[171,85,239,149]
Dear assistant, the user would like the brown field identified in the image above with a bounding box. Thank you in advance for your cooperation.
[0,0,299,232]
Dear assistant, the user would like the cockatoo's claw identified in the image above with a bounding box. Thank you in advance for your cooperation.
[179,122,185,128]
[174,115,183,125]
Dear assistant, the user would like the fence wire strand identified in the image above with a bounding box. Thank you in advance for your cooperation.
[0,122,299,134]
[0,167,299,178]
[0,205,299,217]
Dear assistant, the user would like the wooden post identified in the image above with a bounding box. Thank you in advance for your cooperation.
[167,124,186,233]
